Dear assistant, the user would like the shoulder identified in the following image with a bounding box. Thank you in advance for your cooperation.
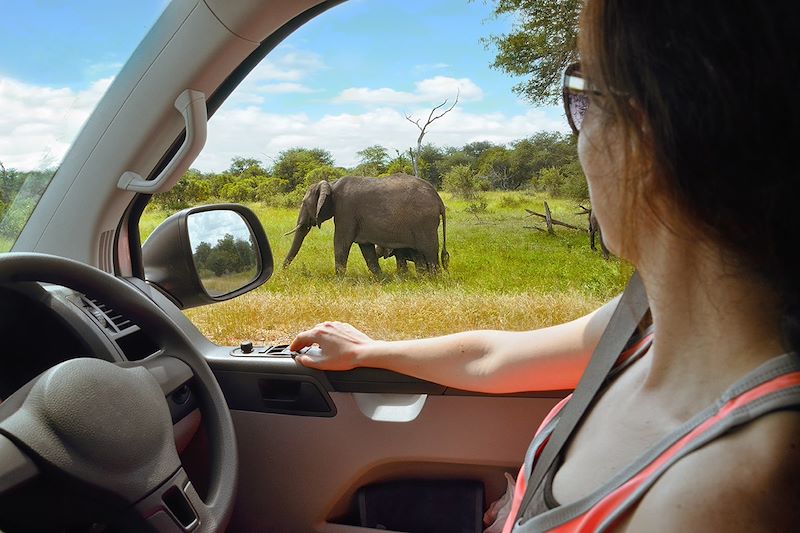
[620,409,800,532]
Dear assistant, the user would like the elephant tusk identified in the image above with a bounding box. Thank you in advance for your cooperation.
[284,224,301,236]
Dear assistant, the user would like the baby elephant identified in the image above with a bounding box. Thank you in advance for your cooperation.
[375,245,429,275]
[284,174,449,276]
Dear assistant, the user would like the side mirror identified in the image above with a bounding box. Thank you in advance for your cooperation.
[143,204,273,309]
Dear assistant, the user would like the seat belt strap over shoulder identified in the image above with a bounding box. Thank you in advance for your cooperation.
[515,272,649,524]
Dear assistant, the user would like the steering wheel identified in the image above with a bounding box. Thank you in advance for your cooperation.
[0,253,237,531]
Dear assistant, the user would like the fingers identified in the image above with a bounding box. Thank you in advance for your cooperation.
[296,354,325,368]
[288,328,318,352]
[289,321,356,350]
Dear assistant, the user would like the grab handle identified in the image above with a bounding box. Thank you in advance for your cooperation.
[118,89,207,194]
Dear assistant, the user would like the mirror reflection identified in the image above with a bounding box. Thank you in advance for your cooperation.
[187,210,259,297]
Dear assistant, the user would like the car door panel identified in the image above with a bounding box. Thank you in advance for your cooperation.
[226,393,560,532]
[207,353,563,532]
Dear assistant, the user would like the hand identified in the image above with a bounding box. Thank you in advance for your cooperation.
[289,321,377,371]
[483,472,516,533]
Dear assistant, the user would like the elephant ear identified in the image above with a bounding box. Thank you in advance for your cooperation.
[315,180,333,228]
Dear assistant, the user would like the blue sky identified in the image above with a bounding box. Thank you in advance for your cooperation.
[0,0,567,171]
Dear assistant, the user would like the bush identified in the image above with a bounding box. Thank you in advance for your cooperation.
[443,164,480,199]
[151,171,211,210]
[219,178,258,203]
[560,161,589,200]
[538,163,588,200]
[256,177,290,201]
[260,188,306,209]
[300,165,346,189]
[496,194,525,208]
[465,199,489,215]
[538,166,564,196]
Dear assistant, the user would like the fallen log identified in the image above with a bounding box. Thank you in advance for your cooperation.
[525,201,582,232]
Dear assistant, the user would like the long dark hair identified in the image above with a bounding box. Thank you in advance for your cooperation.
[579,0,800,349]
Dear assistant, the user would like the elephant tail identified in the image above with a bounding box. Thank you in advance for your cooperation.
[440,203,449,270]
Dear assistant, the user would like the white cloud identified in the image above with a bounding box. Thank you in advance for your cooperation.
[259,83,316,94]
[227,50,325,106]
[85,61,124,78]
[334,76,483,106]
[0,71,568,176]
[194,104,568,172]
[415,62,450,71]
[0,76,112,170]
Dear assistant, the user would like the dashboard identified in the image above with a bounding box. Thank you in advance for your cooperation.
[0,280,184,408]
[0,283,110,398]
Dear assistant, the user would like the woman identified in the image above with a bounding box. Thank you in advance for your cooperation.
[290,0,800,530]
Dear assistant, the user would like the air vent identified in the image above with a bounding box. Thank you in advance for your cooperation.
[76,295,158,361]
[80,296,138,335]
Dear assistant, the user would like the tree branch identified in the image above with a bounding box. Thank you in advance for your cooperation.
[404,114,423,131]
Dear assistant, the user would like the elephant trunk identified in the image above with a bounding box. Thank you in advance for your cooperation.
[283,225,311,269]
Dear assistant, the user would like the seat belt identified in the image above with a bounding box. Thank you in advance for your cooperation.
[515,271,649,525]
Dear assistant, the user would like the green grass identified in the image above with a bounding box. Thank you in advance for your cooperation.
[141,191,631,345]
[0,236,13,253]
[199,269,258,296]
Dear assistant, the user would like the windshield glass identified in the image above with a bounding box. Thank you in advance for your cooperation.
[0,0,166,252]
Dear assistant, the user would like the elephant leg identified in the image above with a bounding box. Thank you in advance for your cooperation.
[358,243,383,276]
[395,256,408,275]
[419,240,440,275]
[598,229,610,260]
[333,231,353,276]
[412,251,426,275]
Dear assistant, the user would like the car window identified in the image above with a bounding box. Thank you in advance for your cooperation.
[140,0,633,346]
[0,0,165,252]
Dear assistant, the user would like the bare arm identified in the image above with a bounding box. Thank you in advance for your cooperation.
[289,295,620,393]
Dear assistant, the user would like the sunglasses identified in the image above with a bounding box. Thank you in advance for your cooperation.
[562,62,602,135]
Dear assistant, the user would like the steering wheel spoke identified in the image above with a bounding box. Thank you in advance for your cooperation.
[121,354,194,396]
[0,434,38,496]
[136,467,216,532]
[120,354,203,453]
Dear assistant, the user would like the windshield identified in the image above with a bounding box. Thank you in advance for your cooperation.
[0,0,166,252]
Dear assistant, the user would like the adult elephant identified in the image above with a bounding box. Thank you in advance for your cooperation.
[283,174,449,276]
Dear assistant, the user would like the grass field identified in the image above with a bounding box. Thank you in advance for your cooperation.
[141,191,632,346]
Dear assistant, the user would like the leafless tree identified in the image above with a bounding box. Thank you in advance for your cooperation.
[404,90,459,177]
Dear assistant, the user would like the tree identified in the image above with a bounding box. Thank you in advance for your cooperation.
[227,157,266,177]
[355,145,389,176]
[300,165,346,189]
[477,146,514,189]
[483,0,581,104]
[384,151,414,175]
[405,92,459,178]
[560,160,589,199]
[219,178,258,202]
[193,241,212,268]
[443,164,480,199]
[539,166,566,196]
[436,148,473,179]
[416,144,445,188]
[272,148,334,191]
[151,169,212,210]
[256,177,290,201]
[462,141,497,162]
